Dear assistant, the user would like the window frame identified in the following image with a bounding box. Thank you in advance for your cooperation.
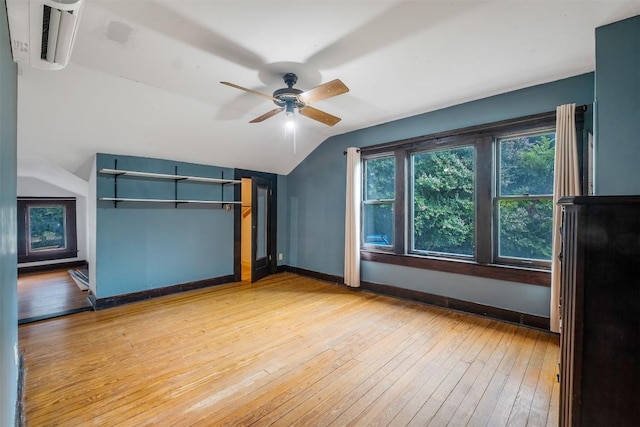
[361,153,396,251]
[493,128,557,268]
[17,198,78,263]
[359,109,585,286]
[408,143,477,260]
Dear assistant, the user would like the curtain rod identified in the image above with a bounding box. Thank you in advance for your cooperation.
[343,149,360,155]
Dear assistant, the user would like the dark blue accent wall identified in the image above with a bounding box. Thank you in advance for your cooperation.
[595,15,640,194]
[95,154,236,298]
[0,0,19,423]
[287,73,594,317]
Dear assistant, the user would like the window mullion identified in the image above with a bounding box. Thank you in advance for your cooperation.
[394,149,406,254]
[476,136,493,264]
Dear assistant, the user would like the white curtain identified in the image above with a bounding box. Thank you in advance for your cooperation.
[550,104,581,333]
[344,147,361,287]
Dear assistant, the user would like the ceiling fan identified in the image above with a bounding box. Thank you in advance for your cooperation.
[221,73,349,126]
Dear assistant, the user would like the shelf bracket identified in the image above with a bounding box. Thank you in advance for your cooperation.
[175,166,179,209]
[114,159,118,208]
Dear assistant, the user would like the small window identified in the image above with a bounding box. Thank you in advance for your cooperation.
[411,146,475,257]
[18,198,78,263]
[28,205,68,253]
[495,131,555,266]
[362,155,395,248]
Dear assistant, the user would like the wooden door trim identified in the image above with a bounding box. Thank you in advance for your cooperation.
[234,169,278,282]
[251,177,271,283]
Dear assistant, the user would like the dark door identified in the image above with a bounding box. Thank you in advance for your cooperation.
[251,177,271,282]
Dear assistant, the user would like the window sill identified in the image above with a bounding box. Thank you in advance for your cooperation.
[18,250,79,264]
[360,250,550,287]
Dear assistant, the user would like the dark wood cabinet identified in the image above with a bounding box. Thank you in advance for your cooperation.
[558,196,640,427]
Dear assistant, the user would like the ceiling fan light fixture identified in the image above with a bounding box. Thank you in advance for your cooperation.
[285,111,295,130]
[284,99,296,129]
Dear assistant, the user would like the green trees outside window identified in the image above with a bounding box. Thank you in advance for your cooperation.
[497,132,555,261]
[28,206,67,251]
[17,198,78,263]
[359,111,566,272]
[412,146,474,256]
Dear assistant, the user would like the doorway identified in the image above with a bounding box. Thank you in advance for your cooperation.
[240,178,252,281]
[235,171,277,283]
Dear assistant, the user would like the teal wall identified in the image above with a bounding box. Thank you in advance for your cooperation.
[96,154,236,298]
[0,0,19,423]
[277,174,288,266]
[594,15,640,194]
[287,73,595,317]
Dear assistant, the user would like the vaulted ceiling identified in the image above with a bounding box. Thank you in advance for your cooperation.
[15,1,640,175]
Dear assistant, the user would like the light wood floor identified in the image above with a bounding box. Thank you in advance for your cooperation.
[19,273,559,426]
[18,269,92,323]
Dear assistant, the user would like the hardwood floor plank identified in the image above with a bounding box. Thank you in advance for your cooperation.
[465,324,527,427]
[288,309,459,426]
[218,301,441,426]
[527,334,559,427]
[383,317,493,426]
[485,329,539,426]
[547,365,560,427]
[18,269,91,321]
[405,319,503,426]
[92,284,392,424]
[426,322,511,426]
[342,317,497,427]
[323,317,463,425]
[266,309,457,427]
[18,273,559,426]
[507,331,550,426]
[29,278,367,425]
[187,297,420,426]
[444,323,516,426]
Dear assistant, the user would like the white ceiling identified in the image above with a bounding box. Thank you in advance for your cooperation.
[15,1,640,176]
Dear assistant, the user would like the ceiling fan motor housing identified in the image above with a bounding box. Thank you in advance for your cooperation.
[273,73,305,108]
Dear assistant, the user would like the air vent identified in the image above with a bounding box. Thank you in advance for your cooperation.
[6,0,85,70]
[40,4,77,64]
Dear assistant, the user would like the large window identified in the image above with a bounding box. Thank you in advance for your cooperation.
[360,110,584,284]
[17,198,78,263]
[411,146,475,257]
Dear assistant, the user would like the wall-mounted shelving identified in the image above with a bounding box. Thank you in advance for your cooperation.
[98,168,240,185]
[98,166,240,207]
[98,197,241,205]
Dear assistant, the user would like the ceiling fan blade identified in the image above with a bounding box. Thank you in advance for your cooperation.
[250,108,284,123]
[298,106,341,126]
[220,81,277,102]
[299,79,349,104]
